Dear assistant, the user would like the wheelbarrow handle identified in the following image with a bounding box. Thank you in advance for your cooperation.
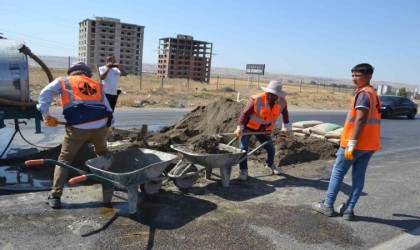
[69,174,125,189]
[25,159,87,175]
[25,159,45,166]
[69,175,87,185]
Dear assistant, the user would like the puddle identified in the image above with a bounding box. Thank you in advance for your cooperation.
[0,165,53,193]
[0,125,168,195]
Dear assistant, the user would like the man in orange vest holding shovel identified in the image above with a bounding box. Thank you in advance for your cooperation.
[312,63,381,221]
[37,62,114,209]
[233,80,292,181]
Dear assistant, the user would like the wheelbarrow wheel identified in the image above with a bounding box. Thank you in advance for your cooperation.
[173,163,199,190]
[140,180,163,195]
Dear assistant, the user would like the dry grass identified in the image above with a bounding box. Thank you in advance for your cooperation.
[29,67,354,109]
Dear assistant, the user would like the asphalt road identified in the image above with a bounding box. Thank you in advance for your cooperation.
[0,107,419,249]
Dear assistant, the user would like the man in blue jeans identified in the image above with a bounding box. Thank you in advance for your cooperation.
[312,63,381,221]
[233,80,292,181]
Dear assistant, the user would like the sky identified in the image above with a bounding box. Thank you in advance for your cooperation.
[1,0,419,85]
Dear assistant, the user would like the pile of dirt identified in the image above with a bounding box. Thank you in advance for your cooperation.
[145,98,244,151]
[275,134,337,166]
[143,98,337,166]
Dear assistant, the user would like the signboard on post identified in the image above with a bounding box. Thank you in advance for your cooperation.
[246,64,265,75]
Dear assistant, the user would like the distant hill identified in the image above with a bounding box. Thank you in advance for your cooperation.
[28,56,417,90]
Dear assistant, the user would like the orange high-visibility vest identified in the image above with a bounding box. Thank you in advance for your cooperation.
[340,85,381,150]
[246,92,286,131]
[60,75,105,109]
[60,75,108,126]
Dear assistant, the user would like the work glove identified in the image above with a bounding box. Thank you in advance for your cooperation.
[106,111,113,127]
[344,140,357,161]
[233,126,243,137]
[43,115,58,127]
[280,123,292,135]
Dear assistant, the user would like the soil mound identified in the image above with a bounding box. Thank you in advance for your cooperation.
[144,98,337,165]
[145,98,244,151]
[275,134,337,166]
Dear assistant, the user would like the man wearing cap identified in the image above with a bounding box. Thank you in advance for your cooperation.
[233,80,292,181]
[99,55,128,112]
[37,61,114,209]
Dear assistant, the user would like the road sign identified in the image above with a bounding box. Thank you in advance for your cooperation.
[246,64,265,75]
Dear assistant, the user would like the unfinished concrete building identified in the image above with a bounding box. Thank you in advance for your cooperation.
[78,17,144,75]
[158,35,212,83]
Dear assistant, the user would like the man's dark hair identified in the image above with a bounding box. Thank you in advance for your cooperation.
[106,55,115,62]
[351,63,374,75]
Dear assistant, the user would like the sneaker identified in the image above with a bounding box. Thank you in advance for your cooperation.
[336,202,347,216]
[343,209,355,221]
[336,202,355,221]
[237,170,248,181]
[311,201,335,217]
[47,194,61,209]
[265,164,280,175]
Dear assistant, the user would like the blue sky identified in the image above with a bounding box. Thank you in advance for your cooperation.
[1,0,419,85]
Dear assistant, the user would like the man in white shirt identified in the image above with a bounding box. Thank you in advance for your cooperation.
[99,55,128,111]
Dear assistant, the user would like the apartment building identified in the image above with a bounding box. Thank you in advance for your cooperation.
[78,17,144,75]
[158,34,212,83]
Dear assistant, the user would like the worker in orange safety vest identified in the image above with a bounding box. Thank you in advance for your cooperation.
[233,80,292,181]
[37,61,114,209]
[312,63,381,221]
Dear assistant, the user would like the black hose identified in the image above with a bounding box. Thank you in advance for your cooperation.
[0,119,59,159]
[0,129,18,158]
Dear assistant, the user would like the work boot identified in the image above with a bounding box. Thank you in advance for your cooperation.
[265,164,280,175]
[311,201,335,217]
[237,170,248,181]
[47,194,61,209]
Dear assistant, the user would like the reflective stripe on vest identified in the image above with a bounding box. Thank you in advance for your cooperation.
[340,85,381,150]
[246,93,284,131]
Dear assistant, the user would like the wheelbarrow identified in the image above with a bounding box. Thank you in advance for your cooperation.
[169,136,269,188]
[25,148,178,215]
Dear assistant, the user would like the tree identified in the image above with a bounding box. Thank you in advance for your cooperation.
[384,88,393,95]
[397,88,407,97]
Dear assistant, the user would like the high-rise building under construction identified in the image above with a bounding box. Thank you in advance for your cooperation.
[158,34,212,83]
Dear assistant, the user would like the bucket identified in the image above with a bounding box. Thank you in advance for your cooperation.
[0,39,30,102]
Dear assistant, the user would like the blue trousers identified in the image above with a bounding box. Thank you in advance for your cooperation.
[324,147,375,209]
[239,134,275,170]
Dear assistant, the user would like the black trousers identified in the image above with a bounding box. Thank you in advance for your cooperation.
[105,94,118,112]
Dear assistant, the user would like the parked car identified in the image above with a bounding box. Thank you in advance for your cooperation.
[379,95,418,119]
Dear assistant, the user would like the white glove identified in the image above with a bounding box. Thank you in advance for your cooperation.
[344,140,357,160]
[281,123,292,135]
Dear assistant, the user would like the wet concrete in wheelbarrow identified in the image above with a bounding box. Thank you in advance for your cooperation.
[0,99,365,249]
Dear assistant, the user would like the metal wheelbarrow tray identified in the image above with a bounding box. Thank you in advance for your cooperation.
[169,143,246,188]
[26,148,177,215]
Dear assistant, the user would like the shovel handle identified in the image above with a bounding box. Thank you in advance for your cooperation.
[218,131,272,136]
[69,175,87,185]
